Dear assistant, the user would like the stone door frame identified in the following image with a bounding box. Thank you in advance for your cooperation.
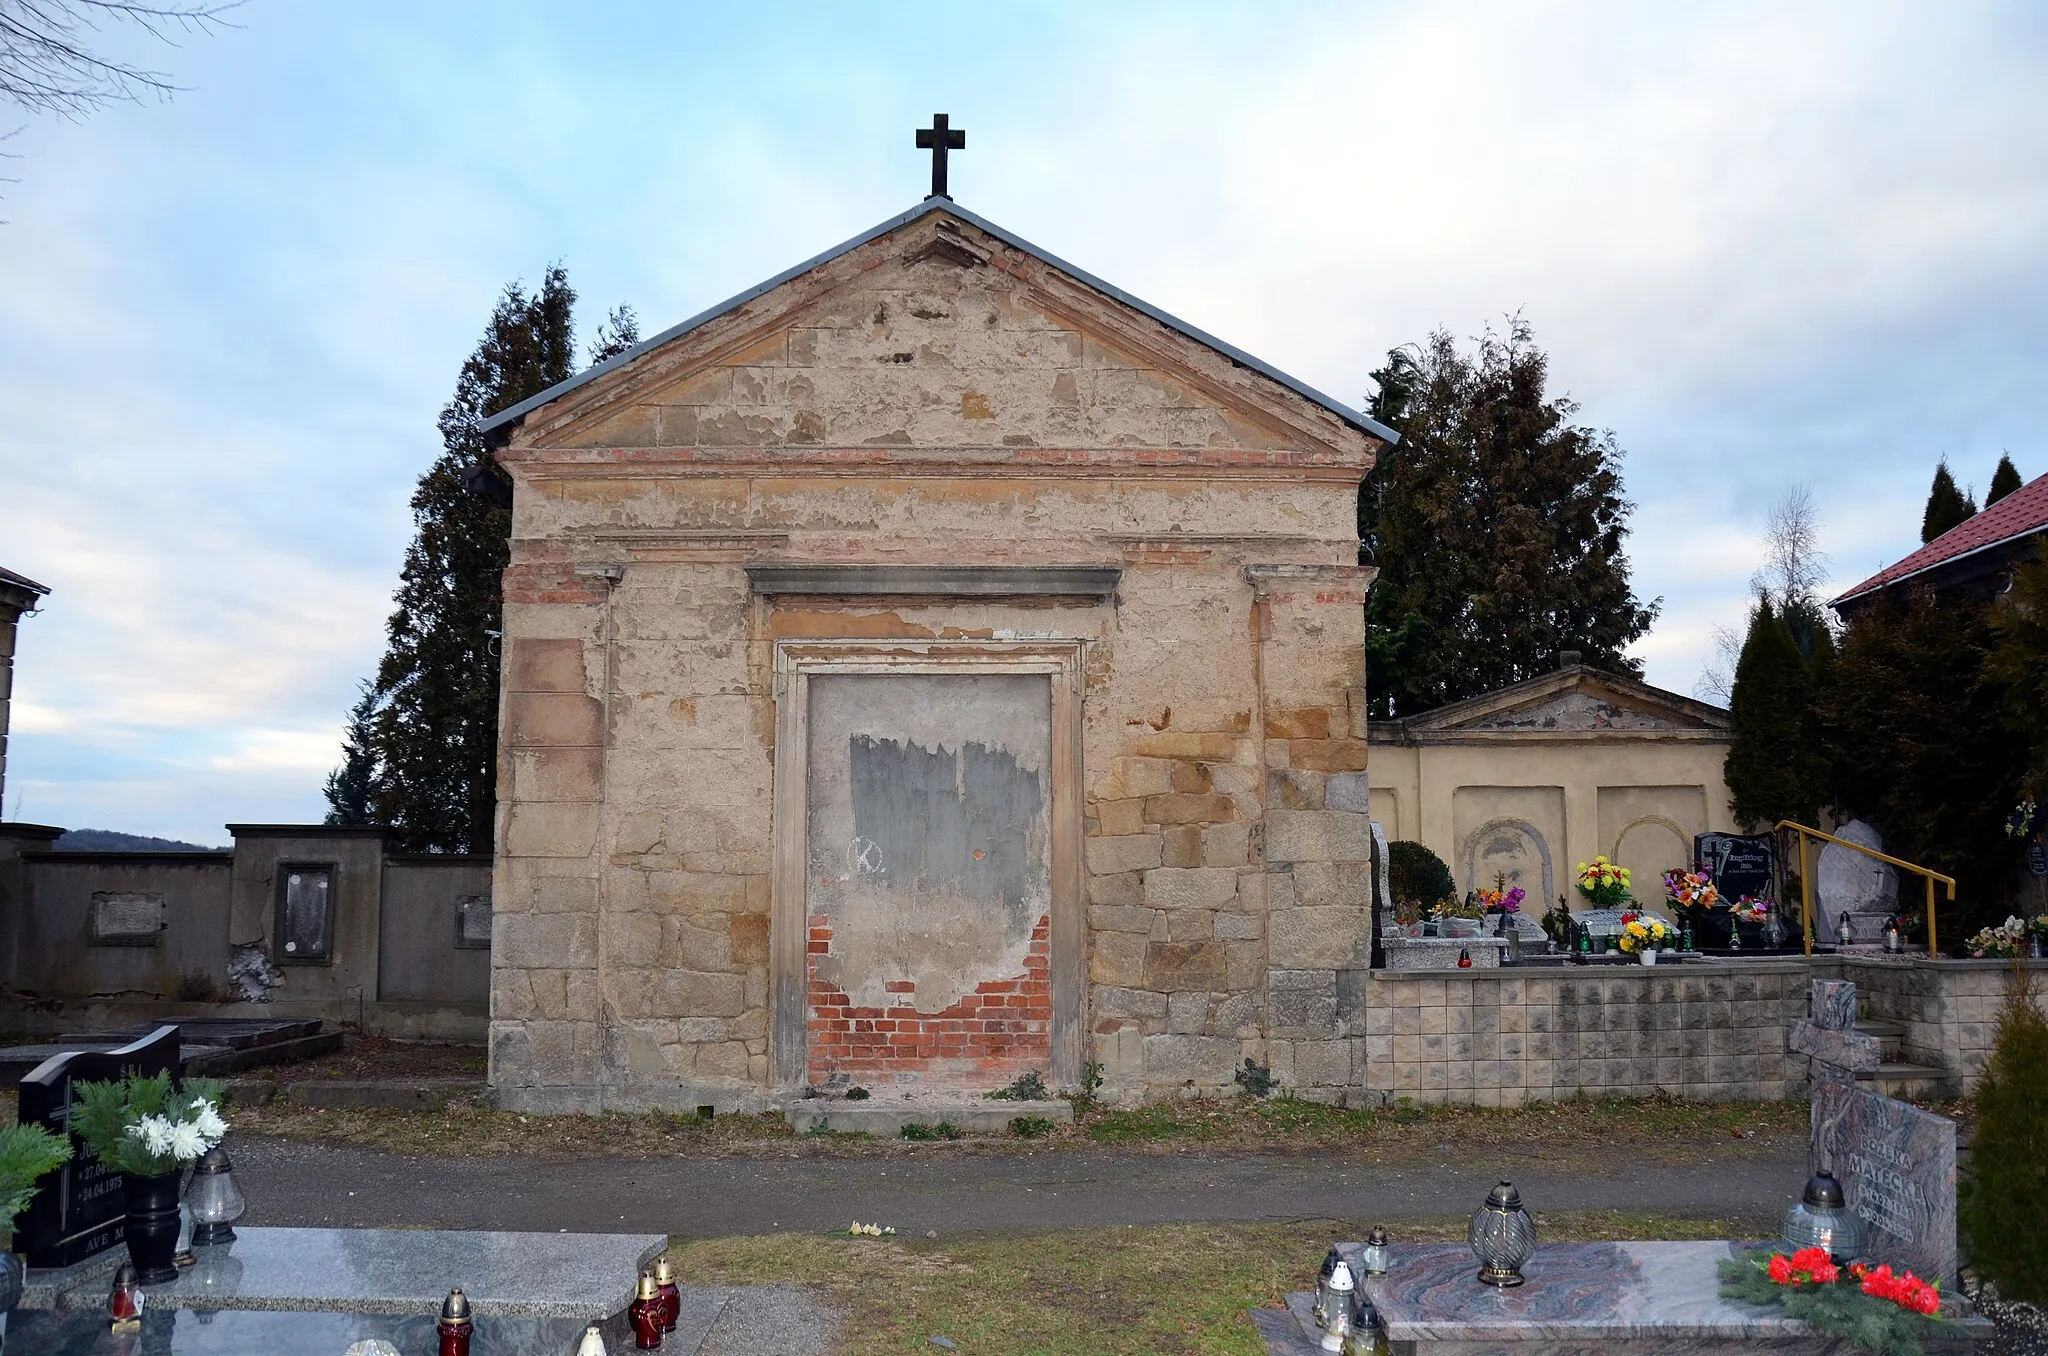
[768,639,1086,1095]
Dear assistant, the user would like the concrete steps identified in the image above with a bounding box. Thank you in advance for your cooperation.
[1848,1018,1954,1099]
[786,1097,1073,1137]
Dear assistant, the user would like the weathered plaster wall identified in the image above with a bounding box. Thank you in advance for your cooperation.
[1367,739,1737,902]
[485,208,1382,1112]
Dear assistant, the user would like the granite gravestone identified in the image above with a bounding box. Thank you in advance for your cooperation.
[1816,819,1898,943]
[1695,832,1774,903]
[16,1025,181,1269]
[1788,979,1958,1287]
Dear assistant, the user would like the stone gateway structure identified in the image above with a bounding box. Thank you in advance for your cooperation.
[478,200,1392,1113]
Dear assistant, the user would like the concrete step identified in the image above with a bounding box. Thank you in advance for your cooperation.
[1856,1061,1954,1099]
[786,1097,1073,1137]
[1854,1019,1906,1061]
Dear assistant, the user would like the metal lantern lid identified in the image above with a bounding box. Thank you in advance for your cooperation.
[1782,1171,1863,1261]
[1327,1259,1355,1293]
[1484,1181,1524,1212]
[636,1274,661,1301]
[1319,1246,1344,1282]
[1802,1172,1846,1209]
[1365,1226,1389,1248]
[441,1288,473,1323]
[191,1145,234,1176]
[654,1256,675,1285]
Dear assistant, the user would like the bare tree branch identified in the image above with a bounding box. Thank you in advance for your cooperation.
[0,0,237,118]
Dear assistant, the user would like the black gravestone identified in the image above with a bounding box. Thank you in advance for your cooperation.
[1695,832,1775,901]
[2029,841,2047,878]
[16,1025,180,1269]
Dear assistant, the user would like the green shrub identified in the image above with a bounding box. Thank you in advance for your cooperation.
[1008,1117,1055,1139]
[1233,1058,1278,1098]
[1388,841,1455,908]
[0,1123,71,1235]
[1959,963,2048,1303]
[986,1070,1048,1101]
[901,1122,964,1141]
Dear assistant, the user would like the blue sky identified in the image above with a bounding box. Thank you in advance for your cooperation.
[2,1,2045,843]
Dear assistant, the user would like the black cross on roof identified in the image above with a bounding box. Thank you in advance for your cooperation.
[915,114,965,200]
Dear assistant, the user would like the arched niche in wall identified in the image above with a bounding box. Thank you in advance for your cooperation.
[1610,814,1690,897]
[1460,818,1553,904]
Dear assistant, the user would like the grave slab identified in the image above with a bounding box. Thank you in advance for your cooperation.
[2,1305,594,1355]
[1256,1241,1988,1355]
[41,1227,665,1319]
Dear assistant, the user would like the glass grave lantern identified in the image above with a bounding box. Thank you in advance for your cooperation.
[1469,1181,1536,1287]
[1782,1171,1864,1263]
[1312,1246,1345,1328]
[186,1145,247,1244]
[1344,1290,1388,1356]
[1319,1258,1354,1353]
[1358,1226,1392,1277]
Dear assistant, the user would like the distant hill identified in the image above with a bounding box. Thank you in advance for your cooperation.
[54,829,226,852]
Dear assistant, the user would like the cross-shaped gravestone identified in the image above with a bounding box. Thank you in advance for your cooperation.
[1789,978,1959,1286]
[916,114,966,199]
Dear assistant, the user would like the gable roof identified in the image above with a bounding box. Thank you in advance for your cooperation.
[1833,470,2048,608]
[479,198,1396,447]
[1370,665,1732,745]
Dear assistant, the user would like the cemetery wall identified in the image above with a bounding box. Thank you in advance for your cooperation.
[1841,955,2048,1093]
[0,824,488,1035]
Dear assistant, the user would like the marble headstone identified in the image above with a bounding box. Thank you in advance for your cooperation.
[1816,820,1898,942]
[1695,831,1775,902]
[1788,979,1881,1074]
[1812,1080,1959,1287]
[1568,906,1675,938]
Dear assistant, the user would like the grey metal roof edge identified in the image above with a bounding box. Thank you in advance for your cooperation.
[479,198,1398,446]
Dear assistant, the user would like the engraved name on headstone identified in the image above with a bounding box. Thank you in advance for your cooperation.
[17,1025,182,1269]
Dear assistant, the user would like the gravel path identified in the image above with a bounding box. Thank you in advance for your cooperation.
[232,1137,1807,1237]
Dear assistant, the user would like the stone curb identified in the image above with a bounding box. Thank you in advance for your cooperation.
[785,1097,1074,1136]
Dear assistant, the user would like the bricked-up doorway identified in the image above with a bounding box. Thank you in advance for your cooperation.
[770,642,1085,1095]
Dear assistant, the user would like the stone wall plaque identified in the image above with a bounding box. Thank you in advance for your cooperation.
[88,891,165,946]
[455,895,493,949]
[17,1025,182,1269]
[1811,1080,1958,1287]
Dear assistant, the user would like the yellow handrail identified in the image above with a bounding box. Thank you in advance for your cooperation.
[1771,821,1955,959]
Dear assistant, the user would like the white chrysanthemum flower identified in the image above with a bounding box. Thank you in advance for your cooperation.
[168,1121,206,1161]
[193,1102,228,1142]
[131,1114,176,1157]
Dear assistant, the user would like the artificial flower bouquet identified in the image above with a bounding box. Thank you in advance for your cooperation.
[71,1071,229,1178]
[1615,913,1672,953]
[1719,1246,1957,1356]
[1476,884,1526,915]
[1574,856,1632,908]
[1732,896,1774,923]
[1965,917,2028,959]
[1662,868,1719,912]
[1432,896,1488,921]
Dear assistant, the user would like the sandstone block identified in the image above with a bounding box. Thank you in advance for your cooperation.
[1201,823,1249,867]
[1132,731,1240,761]
[1166,992,1208,1034]
[1095,986,1169,1020]
[497,912,599,969]
[1095,797,1146,837]
[1143,940,1227,991]
[1265,810,1373,863]
[1212,911,1263,941]
[1163,909,1213,942]
[1099,757,1173,800]
[1089,905,1155,934]
[513,747,604,804]
[1143,793,1237,825]
[1324,772,1372,814]
[1143,867,1238,909]
[1268,906,1372,969]
[1290,1039,1356,1088]
[1264,707,1332,740]
[505,638,587,693]
[1285,740,1369,773]
[1142,1033,1238,1085]
[1087,834,1163,875]
[505,802,601,859]
[656,969,747,1017]
[1209,990,1262,1037]
[1291,861,1374,907]
[675,1017,728,1043]
[1087,871,1144,906]
[1169,761,1214,793]
[1161,825,1201,868]
[1094,1024,1145,1082]
[648,871,754,915]
[1090,932,1149,987]
[729,913,770,965]
[505,691,603,747]
[604,912,663,968]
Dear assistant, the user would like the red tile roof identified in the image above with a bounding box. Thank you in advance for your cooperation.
[1833,471,2048,605]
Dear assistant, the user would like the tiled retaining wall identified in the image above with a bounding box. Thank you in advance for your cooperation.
[1262,955,2048,1106]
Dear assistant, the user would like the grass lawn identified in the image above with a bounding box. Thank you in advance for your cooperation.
[669,1211,1764,1355]
[220,1090,1818,1162]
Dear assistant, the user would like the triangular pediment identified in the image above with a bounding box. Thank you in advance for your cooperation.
[486,203,1383,462]
[1375,667,1732,743]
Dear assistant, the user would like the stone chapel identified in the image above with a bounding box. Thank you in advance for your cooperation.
[478,197,1390,1114]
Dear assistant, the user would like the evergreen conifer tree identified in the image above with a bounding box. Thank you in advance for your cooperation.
[321,684,378,826]
[1920,459,1976,542]
[1724,599,1817,829]
[1958,963,2048,1303]
[343,266,582,852]
[1986,453,2024,507]
[1360,319,1657,717]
